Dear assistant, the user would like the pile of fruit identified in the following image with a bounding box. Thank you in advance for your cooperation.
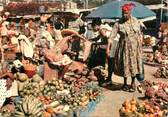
[143,51,168,65]
[138,81,168,109]
[63,66,106,92]
[120,80,168,117]
[14,71,103,117]
[14,96,45,117]
[154,66,168,79]
[119,99,166,117]
[63,82,102,108]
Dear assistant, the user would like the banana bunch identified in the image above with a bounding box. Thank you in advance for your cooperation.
[14,95,45,117]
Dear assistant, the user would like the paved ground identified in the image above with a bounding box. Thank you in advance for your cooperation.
[89,65,168,117]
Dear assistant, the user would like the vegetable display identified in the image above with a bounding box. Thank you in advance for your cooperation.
[119,99,165,117]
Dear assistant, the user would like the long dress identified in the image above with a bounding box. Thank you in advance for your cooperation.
[110,17,143,78]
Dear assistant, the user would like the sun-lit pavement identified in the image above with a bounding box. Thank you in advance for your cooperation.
[89,65,168,117]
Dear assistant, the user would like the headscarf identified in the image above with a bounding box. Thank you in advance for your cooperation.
[121,3,136,12]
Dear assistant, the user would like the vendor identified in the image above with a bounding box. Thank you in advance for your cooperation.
[0,12,10,45]
[88,18,111,69]
[7,22,20,53]
[0,64,18,108]
[17,34,34,59]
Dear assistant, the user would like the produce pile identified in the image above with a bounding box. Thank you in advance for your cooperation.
[0,65,103,117]
[119,80,168,117]
[119,98,167,117]
[154,66,168,79]
[63,66,106,92]
[138,80,168,109]
[143,51,168,66]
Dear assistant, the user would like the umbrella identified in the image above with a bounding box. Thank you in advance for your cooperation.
[86,0,156,19]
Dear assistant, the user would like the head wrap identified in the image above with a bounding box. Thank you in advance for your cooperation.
[121,3,136,12]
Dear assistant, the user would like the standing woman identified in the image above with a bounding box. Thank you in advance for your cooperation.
[108,3,144,92]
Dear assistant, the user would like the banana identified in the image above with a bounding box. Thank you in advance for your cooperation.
[22,98,28,114]
[33,107,43,116]
[28,99,37,114]
[18,104,24,112]
[34,111,43,117]
[27,96,34,114]
[31,102,43,115]
[14,111,25,116]
[15,115,25,117]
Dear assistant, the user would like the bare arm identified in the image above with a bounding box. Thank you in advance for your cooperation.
[106,23,119,56]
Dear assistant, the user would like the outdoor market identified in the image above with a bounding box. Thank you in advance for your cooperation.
[0,0,167,117]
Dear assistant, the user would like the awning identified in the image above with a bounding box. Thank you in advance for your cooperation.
[146,4,165,10]
[139,16,156,22]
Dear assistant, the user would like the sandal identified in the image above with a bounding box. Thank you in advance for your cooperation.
[129,87,136,92]
[121,85,129,92]
[129,82,136,92]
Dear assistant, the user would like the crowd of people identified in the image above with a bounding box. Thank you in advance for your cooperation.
[0,3,147,101]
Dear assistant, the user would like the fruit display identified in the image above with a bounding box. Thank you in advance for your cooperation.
[15,73,28,82]
[154,66,168,79]
[14,74,103,117]
[119,99,164,117]
[0,40,104,117]
[120,80,168,117]
[143,51,168,65]
[143,35,156,47]
[63,66,106,92]
[14,95,44,117]
[63,82,103,108]
[138,81,168,109]
[19,80,42,98]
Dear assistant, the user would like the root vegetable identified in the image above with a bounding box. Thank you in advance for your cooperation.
[46,107,54,114]
[43,111,51,117]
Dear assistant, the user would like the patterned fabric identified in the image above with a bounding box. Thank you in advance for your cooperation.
[0,80,18,107]
[109,17,143,78]
[0,79,9,107]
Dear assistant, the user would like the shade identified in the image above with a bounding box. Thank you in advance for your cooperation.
[86,0,156,19]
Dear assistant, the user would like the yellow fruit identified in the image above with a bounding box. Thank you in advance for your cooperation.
[130,105,137,112]
[18,73,28,82]
[125,103,131,110]
[149,108,154,113]
[130,98,137,105]
[125,109,131,113]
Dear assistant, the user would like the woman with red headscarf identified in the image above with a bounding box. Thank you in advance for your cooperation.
[107,3,144,92]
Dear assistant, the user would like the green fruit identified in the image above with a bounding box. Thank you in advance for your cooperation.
[18,73,28,82]
[32,74,42,83]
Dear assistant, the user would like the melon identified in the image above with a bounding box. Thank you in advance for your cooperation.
[32,74,42,83]
[17,73,28,82]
